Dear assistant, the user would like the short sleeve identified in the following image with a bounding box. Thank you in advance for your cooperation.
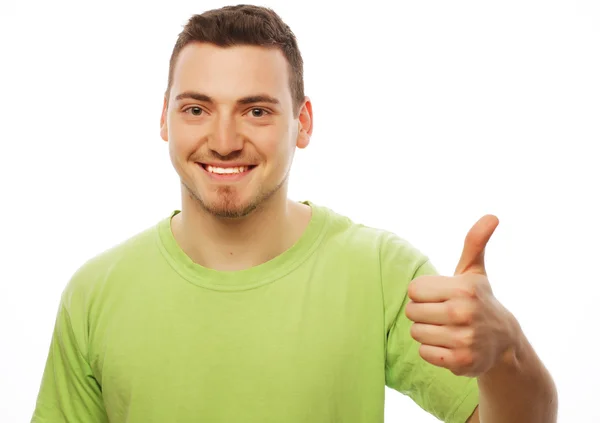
[381,233,479,423]
[30,295,108,423]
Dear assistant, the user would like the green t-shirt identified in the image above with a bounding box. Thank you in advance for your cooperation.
[31,202,478,423]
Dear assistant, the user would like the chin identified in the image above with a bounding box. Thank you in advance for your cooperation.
[202,199,259,219]
[198,188,262,219]
[184,177,286,219]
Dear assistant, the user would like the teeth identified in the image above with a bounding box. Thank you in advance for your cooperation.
[206,165,249,174]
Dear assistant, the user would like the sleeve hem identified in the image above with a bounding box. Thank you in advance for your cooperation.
[446,379,479,423]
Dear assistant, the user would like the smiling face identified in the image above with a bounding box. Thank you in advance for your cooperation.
[160,42,312,219]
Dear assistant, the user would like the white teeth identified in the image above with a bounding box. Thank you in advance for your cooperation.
[206,165,249,174]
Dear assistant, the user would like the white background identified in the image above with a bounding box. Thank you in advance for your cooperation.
[1,1,599,421]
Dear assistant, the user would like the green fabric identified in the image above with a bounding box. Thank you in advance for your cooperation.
[31,202,478,422]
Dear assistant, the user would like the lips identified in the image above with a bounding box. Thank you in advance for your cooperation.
[202,164,253,174]
[198,163,257,181]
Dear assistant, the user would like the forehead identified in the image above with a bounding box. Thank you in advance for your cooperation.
[171,43,291,105]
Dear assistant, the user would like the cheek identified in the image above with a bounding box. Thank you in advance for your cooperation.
[169,127,201,158]
[252,125,289,156]
[168,139,197,176]
[264,138,295,173]
[167,112,199,147]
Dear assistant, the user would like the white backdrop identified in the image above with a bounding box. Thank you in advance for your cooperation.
[1,1,599,422]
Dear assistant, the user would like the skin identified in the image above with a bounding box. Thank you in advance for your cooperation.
[159,41,557,422]
[160,43,313,271]
[407,215,557,422]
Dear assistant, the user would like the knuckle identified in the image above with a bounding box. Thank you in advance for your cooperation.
[455,283,477,298]
[446,302,457,320]
[447,301,474,325]
[462,309,474,325]
[456,328,475,348]
[458,350,474,367]
[451,366,467,377]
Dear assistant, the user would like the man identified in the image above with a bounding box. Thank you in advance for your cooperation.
[31,5,557,423]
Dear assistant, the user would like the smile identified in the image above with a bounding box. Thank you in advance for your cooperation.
[205,165,250,174]
[198,163,257,181]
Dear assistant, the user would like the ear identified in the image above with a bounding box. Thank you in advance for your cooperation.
[296,96,313,149]
[160,95,169,142]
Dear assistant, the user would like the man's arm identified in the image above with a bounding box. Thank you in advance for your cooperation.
[466,406,479,423]
[31,299,108,422]
[466,324,558,423]
[404,214,558,423]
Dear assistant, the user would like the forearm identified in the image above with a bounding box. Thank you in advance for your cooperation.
[476,318,558,423]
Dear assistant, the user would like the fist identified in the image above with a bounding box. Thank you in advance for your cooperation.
[405,215,519,377]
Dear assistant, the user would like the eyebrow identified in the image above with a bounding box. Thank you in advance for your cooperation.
[174,91,281,106]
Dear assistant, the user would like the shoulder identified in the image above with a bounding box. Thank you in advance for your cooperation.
[316,203,434,276]
[60,215,166,312]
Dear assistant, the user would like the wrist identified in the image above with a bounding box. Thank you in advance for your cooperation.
[486,312,525,378]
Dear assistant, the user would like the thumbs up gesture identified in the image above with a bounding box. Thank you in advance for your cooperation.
[406,215,520,377]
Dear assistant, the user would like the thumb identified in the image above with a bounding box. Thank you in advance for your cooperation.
[454,214,499,276]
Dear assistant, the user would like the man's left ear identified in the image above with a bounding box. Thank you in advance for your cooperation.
[296,97,313,149]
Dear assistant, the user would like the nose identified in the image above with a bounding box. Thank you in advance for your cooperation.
[206,115,244,156]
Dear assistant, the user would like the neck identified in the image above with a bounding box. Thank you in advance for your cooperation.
[172,189,311,271]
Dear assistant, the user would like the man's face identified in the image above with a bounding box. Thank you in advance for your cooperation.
[161,43,312,219]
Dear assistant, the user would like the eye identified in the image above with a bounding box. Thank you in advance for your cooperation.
[183,106,203,116]
[248,108,269,118]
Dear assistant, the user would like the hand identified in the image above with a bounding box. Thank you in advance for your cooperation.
[405,214,519,377]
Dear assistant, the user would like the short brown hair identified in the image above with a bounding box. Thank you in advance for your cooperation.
[165,5,305,117]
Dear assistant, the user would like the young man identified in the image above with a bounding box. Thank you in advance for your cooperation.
[31,5,557,423]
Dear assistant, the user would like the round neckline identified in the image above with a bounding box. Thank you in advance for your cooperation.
[155,201,330,291]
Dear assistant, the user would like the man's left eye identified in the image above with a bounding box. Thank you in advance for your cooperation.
[249,108,268,117]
